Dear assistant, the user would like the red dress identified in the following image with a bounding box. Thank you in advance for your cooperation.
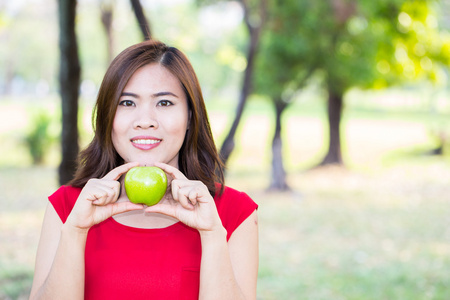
[49,185,258,300]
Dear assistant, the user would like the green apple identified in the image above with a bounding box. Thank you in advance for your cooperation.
[124,166,168,206]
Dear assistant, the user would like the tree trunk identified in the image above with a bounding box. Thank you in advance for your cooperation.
[218,29,257,164]
[58,0,80,185]
[320,89,343,165]
[219,0,267,166]
[130,0,151,40]
[2,58,15,95]
[268,100,290,191]
[100,1,114,63]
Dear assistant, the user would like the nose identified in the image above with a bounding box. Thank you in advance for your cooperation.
[133,105,158,129]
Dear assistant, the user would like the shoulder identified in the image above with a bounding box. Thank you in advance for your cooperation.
[216,183,257,200]
[215,185,257,209]
[48,185,82,223]
[214,184,258,241]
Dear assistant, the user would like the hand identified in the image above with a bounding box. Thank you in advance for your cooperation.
[144,162,224,233]
[65,162,144,231]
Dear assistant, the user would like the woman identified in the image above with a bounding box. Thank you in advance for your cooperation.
[29,40,258,300]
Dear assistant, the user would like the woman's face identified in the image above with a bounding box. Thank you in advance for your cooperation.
[112,63,190,168]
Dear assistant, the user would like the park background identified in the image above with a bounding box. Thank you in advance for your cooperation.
[1,0,450,299]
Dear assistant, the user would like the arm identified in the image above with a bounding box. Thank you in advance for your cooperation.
[29,204,87,300]
[199,210,259,300]
[29,163,144,300]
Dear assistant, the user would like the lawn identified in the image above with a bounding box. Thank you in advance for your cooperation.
[251,160,450,299]
[1,96,450,299]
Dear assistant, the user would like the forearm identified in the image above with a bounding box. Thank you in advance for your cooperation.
[198,227,246,300]
[32,224,87,300]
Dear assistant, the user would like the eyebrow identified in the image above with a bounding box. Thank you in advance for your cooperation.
[121,92,138,98]
[120,91,179,98]
[153,91,179,98]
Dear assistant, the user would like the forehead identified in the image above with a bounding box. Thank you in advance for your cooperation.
[124,63,183,94]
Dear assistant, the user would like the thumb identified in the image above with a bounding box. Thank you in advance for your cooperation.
[144,203,177,219]
[111,202,144,216]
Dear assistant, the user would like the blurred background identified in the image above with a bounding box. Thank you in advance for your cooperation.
[1,0,450,299]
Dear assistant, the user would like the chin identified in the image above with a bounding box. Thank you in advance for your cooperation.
[128,156,178,168]
[121,157,157,167]
[138,160,158,167]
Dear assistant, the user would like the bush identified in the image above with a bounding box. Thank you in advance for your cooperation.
[24,111,55,165]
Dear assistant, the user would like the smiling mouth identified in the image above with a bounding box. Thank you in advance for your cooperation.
[132,139,161,145]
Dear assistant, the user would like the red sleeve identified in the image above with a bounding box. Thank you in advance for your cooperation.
[48,186,81,223]
[214,186,258,241]
[49,185,257,240]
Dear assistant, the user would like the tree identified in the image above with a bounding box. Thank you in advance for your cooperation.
[306,0,392,165]
[319,0,363,165]
[218,0,267,166]
[130,0,151,40]
[384,0,450,154]
[254,0,449,189]
[58,0,80,185]
[257,0,406,169]
[100,0,152,61]
[100,0,114,63]
[375,0,450,84]
[316,0,450,165]
[268,100,290,191]
[196,0,267,167]
[321,0,450,164]
[254,0,317,190]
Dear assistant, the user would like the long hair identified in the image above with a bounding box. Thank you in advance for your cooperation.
[69,40,224,196]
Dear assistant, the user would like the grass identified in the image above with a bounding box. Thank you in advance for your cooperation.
[0,264,33,300]
[247,160,450,299]
[1,94,450,299]
[0,167,55,300]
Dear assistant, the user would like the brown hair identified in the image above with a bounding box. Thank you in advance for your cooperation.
[69,40,224,196]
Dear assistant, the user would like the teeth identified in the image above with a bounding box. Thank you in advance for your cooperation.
[132,139,160,145]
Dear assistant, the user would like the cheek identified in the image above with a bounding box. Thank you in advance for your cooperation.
[111,114,126,143]
[168,113,189,135]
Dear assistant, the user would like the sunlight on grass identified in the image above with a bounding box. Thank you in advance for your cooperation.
[254,163,450,299]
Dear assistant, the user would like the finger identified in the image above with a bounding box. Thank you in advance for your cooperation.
[91,186,117,206]
[170,178,194,194]
[176,181,208,205]
[144,202,177,218]
[110,201,144,216]
[99,179,121,202]
[154,162,187,181]
[170,180,204,206]
[188,189,199,206]
[84,184,108,201]
[111,181,121,200]
[103,162,140,181]
[177,186,195,210]
[91,181,121,205]
[171,179,180,202]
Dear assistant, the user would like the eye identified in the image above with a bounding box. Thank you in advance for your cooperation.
[119,100,135,107]
[157,100,173,107]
